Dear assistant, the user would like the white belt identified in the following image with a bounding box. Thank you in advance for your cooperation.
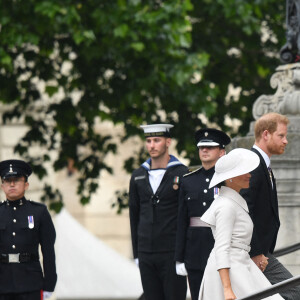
[189,217,210,227]
[231,242,251,252]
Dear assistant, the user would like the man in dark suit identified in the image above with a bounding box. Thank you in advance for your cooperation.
[129,124,188,300]
[0,159,57,300]
[241,112,300,299]
[175,128,231,300]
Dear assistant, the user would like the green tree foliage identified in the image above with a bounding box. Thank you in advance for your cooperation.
[0,0,286,211]
[191,0,286,135]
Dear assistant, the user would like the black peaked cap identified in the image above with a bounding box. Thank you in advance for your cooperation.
[0,159,32,179]
[195,128,231,149]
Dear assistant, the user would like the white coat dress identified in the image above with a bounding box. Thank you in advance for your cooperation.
[198,186,283,300]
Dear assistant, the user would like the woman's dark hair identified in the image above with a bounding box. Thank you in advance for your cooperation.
[217,181,225,188]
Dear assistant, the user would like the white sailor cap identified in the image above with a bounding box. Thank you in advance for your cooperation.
[140,124,174,137]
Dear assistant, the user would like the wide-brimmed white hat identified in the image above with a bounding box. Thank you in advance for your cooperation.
[209,148,260,188]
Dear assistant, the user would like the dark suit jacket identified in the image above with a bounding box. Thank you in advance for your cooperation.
[240,148,280,257]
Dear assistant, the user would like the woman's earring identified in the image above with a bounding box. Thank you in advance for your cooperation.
[229,179,233,183]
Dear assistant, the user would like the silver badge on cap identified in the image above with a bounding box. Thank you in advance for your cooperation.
[204,132,208,137]
[9,164,13,173]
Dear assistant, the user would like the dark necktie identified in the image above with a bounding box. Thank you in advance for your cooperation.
[268,166,273,187]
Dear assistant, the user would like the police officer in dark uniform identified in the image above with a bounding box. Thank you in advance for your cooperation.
[175,128,230,300]
[129,124,188,300]
[0,159,57,300]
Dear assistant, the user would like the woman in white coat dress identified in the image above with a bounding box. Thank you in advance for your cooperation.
[198,148,283,300]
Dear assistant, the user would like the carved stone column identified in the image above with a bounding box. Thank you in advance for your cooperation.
[252,63,300,132]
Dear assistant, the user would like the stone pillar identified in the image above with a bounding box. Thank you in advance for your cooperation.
[232,63,300,275]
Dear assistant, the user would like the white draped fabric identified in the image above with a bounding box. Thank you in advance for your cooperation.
[54,209,143,299]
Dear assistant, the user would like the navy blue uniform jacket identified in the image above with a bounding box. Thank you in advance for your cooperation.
[175,167,216,270]
[0,197,57,293]
[129,156,188,258]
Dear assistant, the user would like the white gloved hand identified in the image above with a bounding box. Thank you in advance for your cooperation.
[176,261,188,276]
[134,258,139,267]
[43,291,53,299]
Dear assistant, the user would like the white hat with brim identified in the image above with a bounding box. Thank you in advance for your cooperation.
[140,124,174,137]
[209,148,260,189]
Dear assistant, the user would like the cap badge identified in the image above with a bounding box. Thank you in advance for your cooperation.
[9,164,13,173]
[204,132,208,137]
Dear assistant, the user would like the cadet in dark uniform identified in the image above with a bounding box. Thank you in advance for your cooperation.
[175,128,230,300]
[0,159,57,300]
[129,124,188,300]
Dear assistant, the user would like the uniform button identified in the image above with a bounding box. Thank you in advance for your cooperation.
[204,189,208,193]
[203,202,207,206]
[12,232,16,236]
[12,245,15,249]
[206,178,209,182]
[13,207,16,210]
[13,219,16,223]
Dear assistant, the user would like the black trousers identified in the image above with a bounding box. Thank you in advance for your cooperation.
[138,252,187,300]
[186,268,204,300]
[0,291,41,300]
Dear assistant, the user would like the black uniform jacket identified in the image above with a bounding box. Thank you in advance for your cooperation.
[129,156,188,259]
[175,167,216,270]
[240,148,280,257]
[0,197,57,294]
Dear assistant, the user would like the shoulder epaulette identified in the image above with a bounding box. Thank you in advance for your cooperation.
[28,200,45,206]
[183,167,202,177]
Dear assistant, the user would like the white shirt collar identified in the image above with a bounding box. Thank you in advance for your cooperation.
[253,144,270,168]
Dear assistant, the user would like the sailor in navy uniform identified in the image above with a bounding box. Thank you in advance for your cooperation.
[175,128,231,300]
[129,124,188,300]
[0,160,57,300]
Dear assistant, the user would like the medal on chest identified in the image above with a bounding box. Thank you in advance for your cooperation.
[28,216,34,229]
[173,176,180,190]
[214,187,220,198]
